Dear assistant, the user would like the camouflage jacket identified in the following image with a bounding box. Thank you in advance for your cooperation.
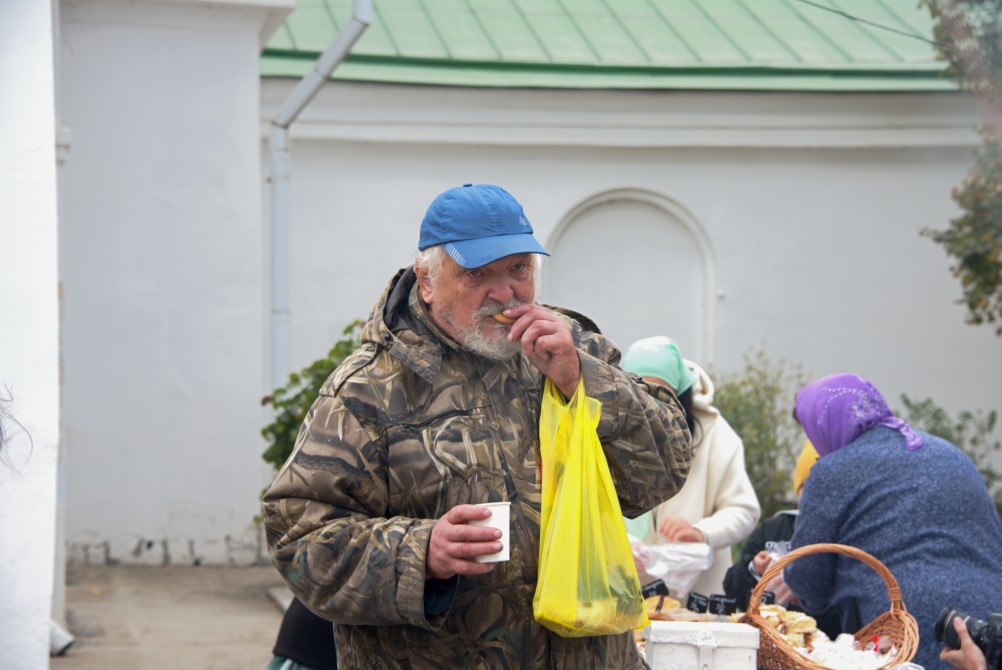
[262,268,692,670]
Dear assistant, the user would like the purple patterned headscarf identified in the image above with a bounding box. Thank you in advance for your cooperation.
[794,373,923,457]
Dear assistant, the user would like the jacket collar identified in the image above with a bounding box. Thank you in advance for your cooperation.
[363,267,446,385]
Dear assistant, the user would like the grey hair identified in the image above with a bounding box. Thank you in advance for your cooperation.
[415,245,448,284]
[415,245,541,286]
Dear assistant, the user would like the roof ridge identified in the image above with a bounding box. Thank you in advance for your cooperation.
[262,0,954,92]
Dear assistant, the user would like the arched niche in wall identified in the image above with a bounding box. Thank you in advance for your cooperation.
[540,188,716,363]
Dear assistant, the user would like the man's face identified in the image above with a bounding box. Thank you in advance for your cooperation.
[417,252,536,360]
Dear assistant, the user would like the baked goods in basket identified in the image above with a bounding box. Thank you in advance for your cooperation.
[735,602,900,669]
[752,604,818,646]
[739,543,918,670]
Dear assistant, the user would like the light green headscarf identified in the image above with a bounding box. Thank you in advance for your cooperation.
[621,336,695,393]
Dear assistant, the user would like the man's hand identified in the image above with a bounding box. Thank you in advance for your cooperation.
[426,505,503,580]
[940,616,989,670]
[658,516,704,543]
[502,305,580,397]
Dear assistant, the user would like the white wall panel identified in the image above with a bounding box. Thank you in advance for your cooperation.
[0,0,60,664]
[59,2,281,565]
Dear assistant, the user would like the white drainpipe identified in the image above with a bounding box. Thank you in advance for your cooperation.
[269,0,372,391]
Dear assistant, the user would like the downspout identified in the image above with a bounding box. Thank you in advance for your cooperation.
[269,0,372,391]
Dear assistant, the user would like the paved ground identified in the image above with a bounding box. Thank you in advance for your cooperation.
[52,564,292,670]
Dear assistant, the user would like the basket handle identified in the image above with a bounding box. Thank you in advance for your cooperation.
[745,542,909,618]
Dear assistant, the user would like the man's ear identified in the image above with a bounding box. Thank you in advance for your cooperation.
[415,263,434,304]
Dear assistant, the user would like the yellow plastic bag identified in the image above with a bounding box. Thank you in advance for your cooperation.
[532,377,650,637]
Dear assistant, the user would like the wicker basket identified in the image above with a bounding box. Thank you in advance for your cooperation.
[739,542,919,670]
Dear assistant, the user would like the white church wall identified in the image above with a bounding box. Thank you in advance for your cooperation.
[59,0,289,565]
[268,81,998,422]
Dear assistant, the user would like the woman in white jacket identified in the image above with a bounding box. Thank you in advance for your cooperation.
[622,336,761,598]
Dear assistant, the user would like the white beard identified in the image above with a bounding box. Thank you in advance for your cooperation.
[443,302,523,361]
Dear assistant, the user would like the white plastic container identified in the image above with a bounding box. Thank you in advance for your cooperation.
[645,621,760,670]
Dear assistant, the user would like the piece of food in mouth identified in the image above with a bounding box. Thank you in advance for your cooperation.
[492,313,516,325]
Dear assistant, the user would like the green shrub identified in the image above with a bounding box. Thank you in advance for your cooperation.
[712,346,810,520]
[260,320,363,473]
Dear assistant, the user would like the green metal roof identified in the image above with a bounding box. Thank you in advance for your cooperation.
[260,0,957,92]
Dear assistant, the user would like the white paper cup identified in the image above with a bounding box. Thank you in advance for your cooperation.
[469,501,510,563]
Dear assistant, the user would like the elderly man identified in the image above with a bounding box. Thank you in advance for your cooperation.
[262,183,693,669]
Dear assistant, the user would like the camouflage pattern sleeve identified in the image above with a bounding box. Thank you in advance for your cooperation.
[261,392,442,630]
[576,340,693,518]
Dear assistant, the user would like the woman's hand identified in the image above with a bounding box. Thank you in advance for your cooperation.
[752,550,796,606]
[752,550,772,576]
[763,574,795,607]
[658,516,704,543]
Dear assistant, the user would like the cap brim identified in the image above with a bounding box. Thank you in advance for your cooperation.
[444,233,549,269]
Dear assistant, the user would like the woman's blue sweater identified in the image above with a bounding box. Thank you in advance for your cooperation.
[785,427,1002,670]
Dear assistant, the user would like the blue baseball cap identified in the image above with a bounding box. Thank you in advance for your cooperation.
[418,184,550,269]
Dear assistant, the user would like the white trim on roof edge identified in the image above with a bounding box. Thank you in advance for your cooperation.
[260,81,981,149]
[62,0,294,48]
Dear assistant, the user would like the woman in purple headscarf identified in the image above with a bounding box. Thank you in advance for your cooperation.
[783,373,1002,670]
